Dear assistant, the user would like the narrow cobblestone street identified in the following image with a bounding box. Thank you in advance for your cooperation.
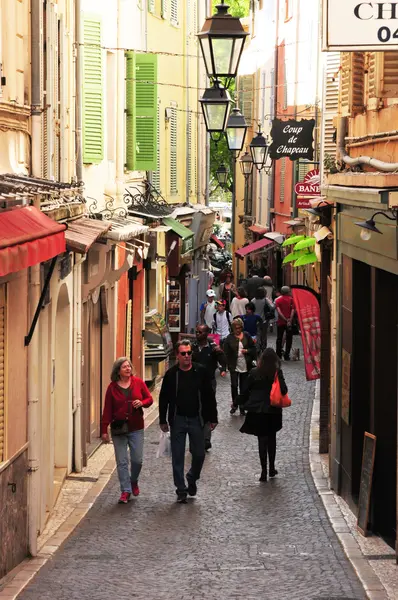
[19,352,366,600]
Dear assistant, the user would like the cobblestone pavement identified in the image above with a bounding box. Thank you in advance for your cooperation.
[19,352,366,600]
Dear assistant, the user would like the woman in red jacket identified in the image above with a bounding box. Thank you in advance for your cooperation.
[101,357,153,504]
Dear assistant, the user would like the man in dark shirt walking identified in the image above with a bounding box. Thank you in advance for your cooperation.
[192,324,227,450]
[159,340,218,503]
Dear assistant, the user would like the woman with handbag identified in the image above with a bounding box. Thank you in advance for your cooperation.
[101,357,153,503]
[238,348,288,482]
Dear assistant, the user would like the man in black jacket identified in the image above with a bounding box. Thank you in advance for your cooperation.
[159,339,218,503]
[192,324,227,450]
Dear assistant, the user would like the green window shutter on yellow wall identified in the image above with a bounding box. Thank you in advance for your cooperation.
[125,51,158,172]
[83,17,104,164]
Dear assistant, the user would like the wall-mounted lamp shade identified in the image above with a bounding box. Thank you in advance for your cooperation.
[239,150,253,178]
[198,2,248,82]
[249,129,270,171]
[225,107,248,153]
[216,164,229,187]
[200,85,232,133]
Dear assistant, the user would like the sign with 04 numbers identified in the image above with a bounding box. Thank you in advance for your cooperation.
[323,0,398,50]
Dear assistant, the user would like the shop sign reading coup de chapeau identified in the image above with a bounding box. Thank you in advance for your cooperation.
[269,119,315,161]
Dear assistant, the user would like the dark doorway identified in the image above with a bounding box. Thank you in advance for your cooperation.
[371,268,398,547]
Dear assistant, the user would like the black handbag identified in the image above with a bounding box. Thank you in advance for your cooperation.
[110,389,132,436]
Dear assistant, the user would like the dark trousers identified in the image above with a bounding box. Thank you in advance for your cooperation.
[276,324,293,358]
[204,378,217,446]
[170,415,205,494]
[230,371,249,406]
[258,433,277,474]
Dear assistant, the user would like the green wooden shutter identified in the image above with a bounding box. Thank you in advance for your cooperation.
[148,0,155,13]
[83,17,104,163]
[125,51,158,172]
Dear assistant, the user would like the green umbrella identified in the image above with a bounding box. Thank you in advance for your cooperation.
[282,250,305,264]
[282,234,306,247]
[294,237,316,251]
[294,251,318,267]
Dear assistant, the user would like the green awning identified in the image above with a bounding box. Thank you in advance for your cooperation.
[163,217,193,239]
[163,217,194,255]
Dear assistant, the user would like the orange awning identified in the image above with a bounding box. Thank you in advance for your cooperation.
[0,206,66,276]
[235,237,274,260]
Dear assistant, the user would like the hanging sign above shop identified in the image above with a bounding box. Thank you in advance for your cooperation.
[295,169,321,209]
[269,119,315,161]
[322,0,398,50]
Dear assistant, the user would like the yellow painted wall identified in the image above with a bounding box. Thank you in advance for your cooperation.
[147,0,200,204]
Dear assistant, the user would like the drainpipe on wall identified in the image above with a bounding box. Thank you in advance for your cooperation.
[270,0,279,230]
[338,116,398,171]
[27,0,43,558]
[186,1,190,203]
[116,0,125,201]
[75,0,83,181]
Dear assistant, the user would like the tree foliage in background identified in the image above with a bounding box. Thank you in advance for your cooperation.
[211,0,250,18]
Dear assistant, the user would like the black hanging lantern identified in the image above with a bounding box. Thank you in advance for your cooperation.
[225,107,248,155]
[354,209,397,241]
[200,84,232,138]
[198,1,249,87]
[249,127,270,172]
[216,164,229,188]
[239,149,253,179]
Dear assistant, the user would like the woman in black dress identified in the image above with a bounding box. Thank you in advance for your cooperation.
[238,348,287,482]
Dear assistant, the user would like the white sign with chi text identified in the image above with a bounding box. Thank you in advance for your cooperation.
[323,0,398,50]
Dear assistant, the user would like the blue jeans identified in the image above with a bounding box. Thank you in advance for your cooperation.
[112,429,144,493]
[170,415,205,495]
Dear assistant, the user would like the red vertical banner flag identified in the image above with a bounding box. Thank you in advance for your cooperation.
[291,286,321,381]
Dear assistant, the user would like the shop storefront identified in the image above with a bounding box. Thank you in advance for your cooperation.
[327,185,398,549]
[163,217,194,342]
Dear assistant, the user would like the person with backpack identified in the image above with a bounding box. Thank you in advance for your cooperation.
[200,289,217,329]
[251,288,275,351]
[212,300,232,346]
[223,318,257,415]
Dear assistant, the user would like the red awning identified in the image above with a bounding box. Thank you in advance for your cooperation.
[210,234,225,249]
[0,206,66,276]
[248,224,268,235]
[235,237,274,260]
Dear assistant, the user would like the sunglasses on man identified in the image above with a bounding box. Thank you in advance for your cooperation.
[179,350,192,356]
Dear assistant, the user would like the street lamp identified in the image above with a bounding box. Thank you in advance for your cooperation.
[225,107,248,158]
[198,1,249,88]
[239,149,253,179]
[304,200,330,217]
[199,83,232,141]
[216,164,229,188]
[354,209,397,241]
[249,127,271,172]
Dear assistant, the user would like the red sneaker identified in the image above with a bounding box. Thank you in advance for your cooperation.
[118,492,131,504]
[132,482,140,497]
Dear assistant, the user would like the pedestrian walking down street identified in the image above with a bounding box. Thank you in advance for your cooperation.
[275,286,295,360]
[212,299,232,345]
[200,288,217,329]
[223,318,257,416]
[218,272,236,312]
[159,340,218,503]
[230,286,249,318]
[251,288,275,352]
[101,357,153,504]
[192,325,227,450]
[238,348,287,482]
[241,302,263,343]
[244,267,265,301]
